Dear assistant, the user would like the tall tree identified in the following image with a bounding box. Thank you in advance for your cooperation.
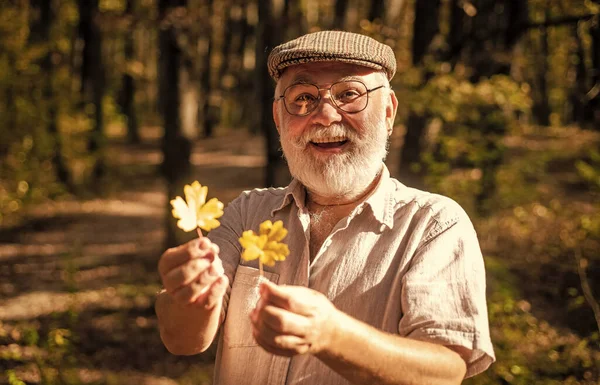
[368,0,385,23]
[256,0,288,187]
[533,6,551,126]
[200,0,214,137]
[121,0,140,144]
[570,23,588,125]
[78,0,106,184]
[333,0,349,29]
[590,10,600,127]
[34,0,73,190]
[398,0,441,189]
[159,0,191,247]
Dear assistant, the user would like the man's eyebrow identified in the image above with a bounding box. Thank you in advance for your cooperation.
[338,75,362,82]
[289,75,313,84]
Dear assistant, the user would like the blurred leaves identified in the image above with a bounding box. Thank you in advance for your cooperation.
[575,150,600,190]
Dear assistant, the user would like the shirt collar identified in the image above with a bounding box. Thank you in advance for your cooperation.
[270,178,307,216]
[360,164,395,229]
[270,164,396,230]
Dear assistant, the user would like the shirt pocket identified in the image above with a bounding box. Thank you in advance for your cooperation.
[223,264,280,348]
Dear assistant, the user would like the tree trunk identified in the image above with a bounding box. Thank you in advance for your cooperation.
[506,0,529,47]
[38,0,73,190]
[257,0,289,187]
[235,3,254,130]
[533,9,551,126]
[78,0,106,184]
[399,0,441,189]
[447,0,465,65]
[412,0,441,65]
[122,0,140,143]
[385,0,409,29]
[200,0,214,138]
[219,3,234,82]
[399,114,428,189]
[474,114,506,216]
[368,0,385,23]
[78,0,93,100]
[590,15,600,127]
[569,24,588,125]
[333,0,349,30]
[159,0,191,248]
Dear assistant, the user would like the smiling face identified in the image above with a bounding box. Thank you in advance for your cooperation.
[273,62,398,201]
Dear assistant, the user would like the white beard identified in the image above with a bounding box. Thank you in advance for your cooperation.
[280,121,389,200]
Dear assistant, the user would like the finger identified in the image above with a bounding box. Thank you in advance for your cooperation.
[211,257,224,276]
[171,268,222,304]
[252,326,306,357]
[201,275,230,309]
[162,257,212,293]
[259,305,311,337]
[251,311,279,342]
[260,281,310,315]
[273,335,310,353]
[252,307,310,349]
[158,239,215,277]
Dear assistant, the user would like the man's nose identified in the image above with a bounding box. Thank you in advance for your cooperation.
[310,94,342,127]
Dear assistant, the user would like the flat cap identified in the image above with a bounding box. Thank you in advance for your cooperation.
[268,30,397,81]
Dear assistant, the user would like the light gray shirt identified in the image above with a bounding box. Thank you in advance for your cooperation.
[208,165,495,385]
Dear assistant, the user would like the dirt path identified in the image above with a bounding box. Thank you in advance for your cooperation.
[0,130,268,384]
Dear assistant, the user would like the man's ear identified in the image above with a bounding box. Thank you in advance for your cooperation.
[386,89,398,136]
[273,98,281,134]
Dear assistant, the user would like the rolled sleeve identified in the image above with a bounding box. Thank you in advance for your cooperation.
[398,208,495,378]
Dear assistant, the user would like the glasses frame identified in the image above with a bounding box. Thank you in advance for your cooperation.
[275,80,386,117]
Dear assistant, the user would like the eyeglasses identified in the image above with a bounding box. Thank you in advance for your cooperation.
[276,80,386,117]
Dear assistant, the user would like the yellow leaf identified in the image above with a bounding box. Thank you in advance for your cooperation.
[264,220,287,242]
[170,182,223,232]
[239,220,289,267]
[170,196,197,232]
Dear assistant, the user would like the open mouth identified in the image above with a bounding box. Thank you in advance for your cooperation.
[309,136,349,149]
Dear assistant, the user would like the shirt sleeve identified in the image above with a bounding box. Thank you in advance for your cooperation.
[398,203,496,378]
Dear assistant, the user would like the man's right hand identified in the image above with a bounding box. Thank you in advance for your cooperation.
[158,237,229,310]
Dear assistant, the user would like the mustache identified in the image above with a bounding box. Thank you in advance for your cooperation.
[290,124,359,149]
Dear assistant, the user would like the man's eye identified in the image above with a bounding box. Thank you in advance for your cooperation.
[336,90,361,103]
[294,93,317,104]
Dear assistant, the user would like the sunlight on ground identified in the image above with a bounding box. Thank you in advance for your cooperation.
[191,152,265,167]
[0,284,158,321]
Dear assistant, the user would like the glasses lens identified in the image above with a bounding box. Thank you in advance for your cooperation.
[331,81,368,113]
[284,84,320,116]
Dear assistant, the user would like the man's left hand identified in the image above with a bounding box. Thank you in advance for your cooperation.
[250,280,338,357]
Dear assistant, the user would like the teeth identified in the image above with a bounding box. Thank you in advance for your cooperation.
[311,136,347,144]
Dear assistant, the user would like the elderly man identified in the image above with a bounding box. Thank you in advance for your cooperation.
[155,31,495,385]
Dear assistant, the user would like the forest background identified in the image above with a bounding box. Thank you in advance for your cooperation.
[1,0,600,384]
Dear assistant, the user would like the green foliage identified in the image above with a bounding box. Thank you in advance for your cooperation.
[6,370,26,385]
[575,150,600,190]
[409,71,532,213]
[412,73,532,123]
[465,257,600,385]
[0,2,73,224]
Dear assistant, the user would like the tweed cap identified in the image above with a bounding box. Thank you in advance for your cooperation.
[268,30,396,81]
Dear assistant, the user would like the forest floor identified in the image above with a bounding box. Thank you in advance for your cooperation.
[0,125,599,384]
